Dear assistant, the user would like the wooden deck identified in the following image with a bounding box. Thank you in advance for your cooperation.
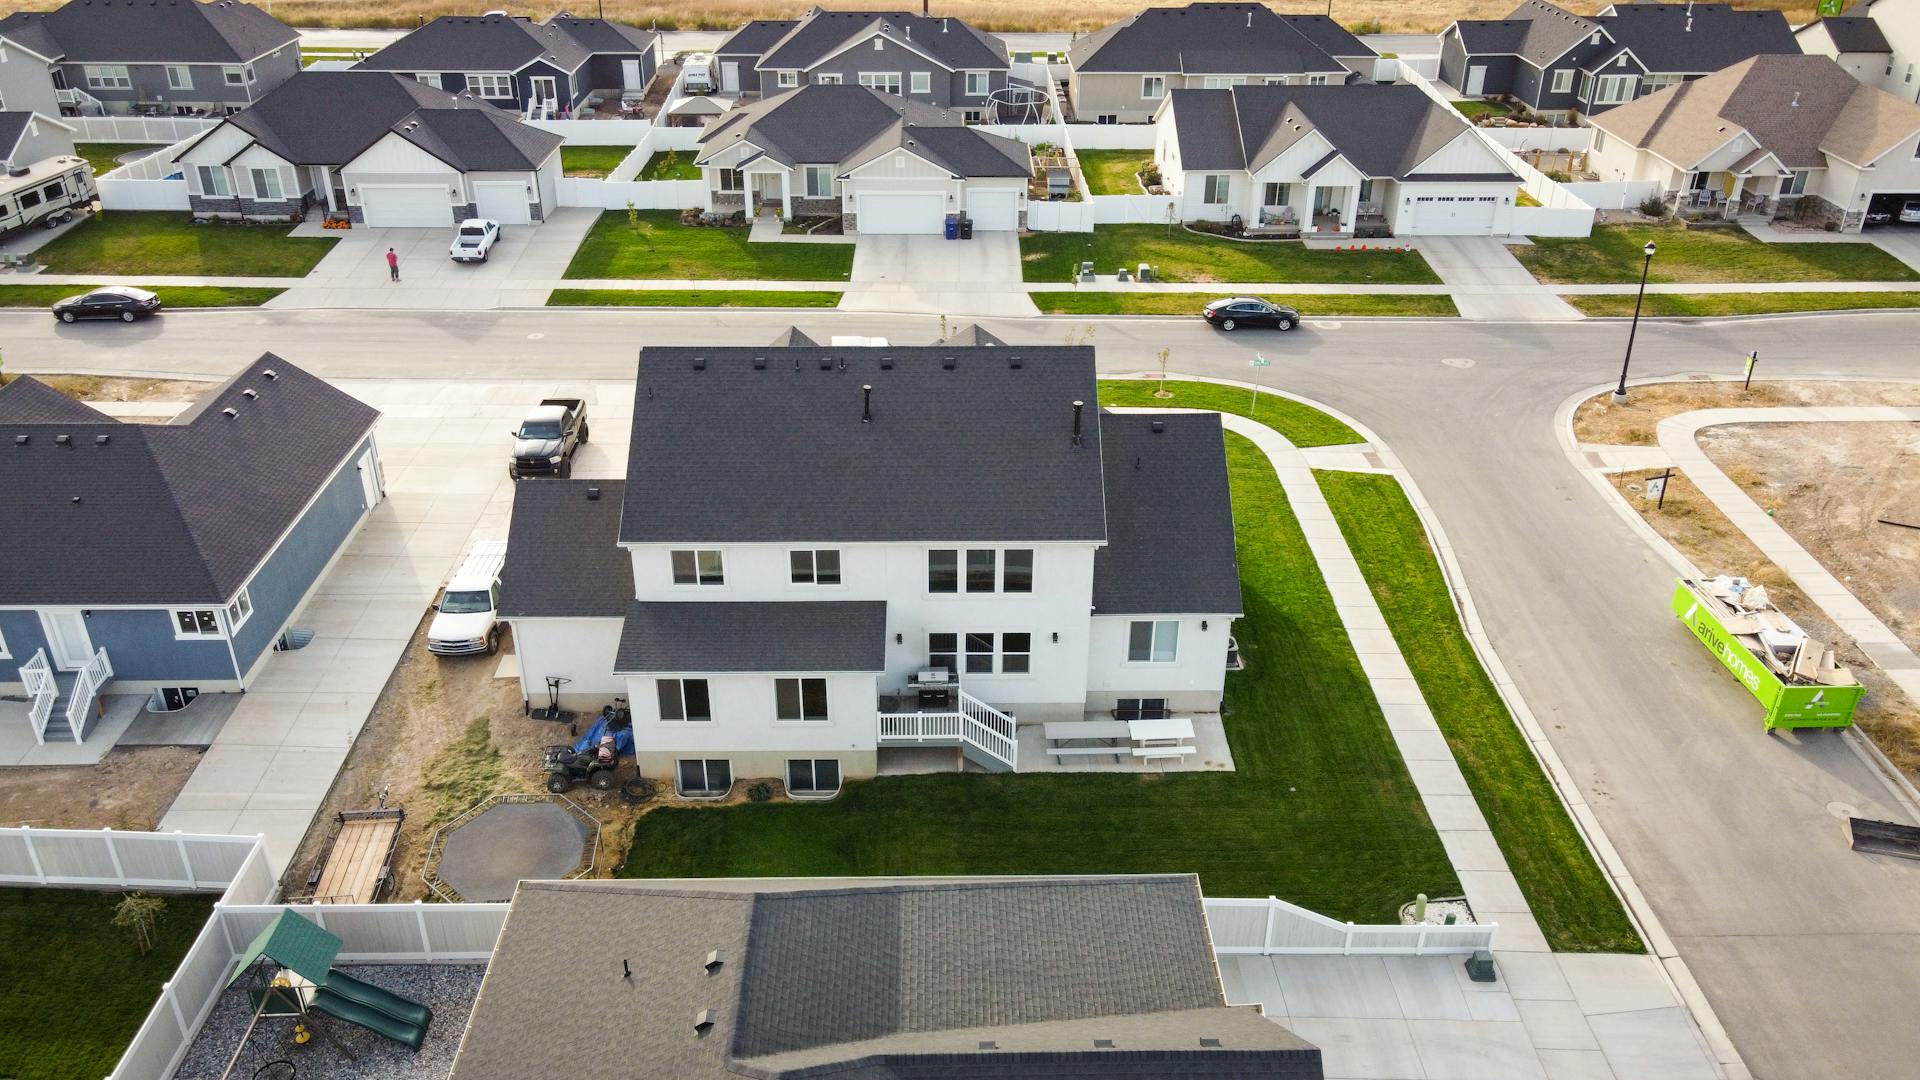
[312,809,403,904]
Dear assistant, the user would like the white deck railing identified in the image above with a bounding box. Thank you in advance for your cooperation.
[878,688,1017,769]
[65,647,113,742]
[18,649,56,745]
[1205,895,1496,956]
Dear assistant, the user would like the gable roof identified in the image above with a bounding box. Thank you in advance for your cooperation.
[1070,4,1370,75]
[1595,4,1799,74]
[1168,84,1517,181]
[0,376,112,423]
[1799,15,1891,54]
[1590,53,1920,170]
[713,18,798,58]
[620,347,1106,545]
[0,111,73,162]
[358,13,656,75]
[1094,412,1242,616]
[448,875,1323,1080]
[498,480,634,619]
[0,355,379,606]
[1451,0,1600,66]
[614,600,888,674]
[698,84,1026,177]
[753,9,1007,74]
[0,0,296,64]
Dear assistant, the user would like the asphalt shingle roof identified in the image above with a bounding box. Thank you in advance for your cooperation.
[1070,4,1369,74]
[1169,84,1514,181]
[0,0,296,64]
[755,10,1007,74]
[1597,4,1799,74]
[1805,16,1891,54]
[0,375,112,423]
[619,347,1107,545]
[698,84,1027,176]
[0,355,378,606]
[498,480,633,619]
[614,600,888,673]
[448,876,1323,1080]
[1094,412,1242,616]
[714,18,798,57]
[358,14,656,75]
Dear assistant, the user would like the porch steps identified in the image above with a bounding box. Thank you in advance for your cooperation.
[41,673,78,742]
[961,740,1013,774]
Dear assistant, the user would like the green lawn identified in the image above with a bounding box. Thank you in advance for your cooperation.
[563,210,855,281]
[74,142,165,177]
[562,145,639,178]
[623,433,1459,920]
[1451,100,1512,120]
[1568,291,1920,317]
[1074,149,1152,196]
[0,283,283,307]
[548,288,842,307]
[0,888,215,1080]
[1021,224,1440,284]
[636,150,701,181]
[1098,379,1364,447]
[34,213,336,277]
[1316,471,1644,953]
[1040,291,1458,317]
[1513,224,1920,284]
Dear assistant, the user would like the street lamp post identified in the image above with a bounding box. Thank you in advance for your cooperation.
[1612,240,1656,404]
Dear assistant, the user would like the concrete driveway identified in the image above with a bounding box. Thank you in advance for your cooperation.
[272,207,598,310]
[1420,236,1581,322]
[1868,226,1920,274]
[840,231,1037,319]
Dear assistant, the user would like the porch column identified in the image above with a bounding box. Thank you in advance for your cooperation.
[1725,174,1746,216]
[702,169,715,213]
[781,171,793,220]
[1340,186,1361,235]
[1303,183,1319,232]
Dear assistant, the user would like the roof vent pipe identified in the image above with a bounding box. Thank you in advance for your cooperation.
[694,1010,716,1034]
[862,383,873,423]
[1790,90,1800,107]
[705,949,725,972]
[1071,400,1084,447]
[1247,10,1252,28]
[55,433,70,446]
[587,486,602,501]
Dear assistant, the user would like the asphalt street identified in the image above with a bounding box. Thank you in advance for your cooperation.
[10,307,1920,1079]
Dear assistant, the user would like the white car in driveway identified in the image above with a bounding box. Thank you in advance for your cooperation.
[449,219,501,263]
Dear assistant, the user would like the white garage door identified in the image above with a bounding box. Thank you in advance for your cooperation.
[967,190,1019,231]
[1407,195,1499,235]
[472,181,531,225]
[856,192,945,234]
[360,185,455,228]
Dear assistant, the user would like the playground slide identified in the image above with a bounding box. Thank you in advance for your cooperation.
[323,968,435,1030]
[311,988,429,1051]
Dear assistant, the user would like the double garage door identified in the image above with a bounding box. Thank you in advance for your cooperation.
[853,189,1021,234]
[1405,195,1499,235]
[359,185,454,228]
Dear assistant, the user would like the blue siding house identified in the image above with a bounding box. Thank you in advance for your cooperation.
[357,13,659,118]
[0,355,381,742]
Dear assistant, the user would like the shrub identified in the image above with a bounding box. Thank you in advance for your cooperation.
[1545,169,1573,183]
[1350,19,1384,34]
[1138,161,1162,187]
[748,781,775,802]
[1638,195,1668,218]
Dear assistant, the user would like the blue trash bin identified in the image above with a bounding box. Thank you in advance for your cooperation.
[945,214,960,240]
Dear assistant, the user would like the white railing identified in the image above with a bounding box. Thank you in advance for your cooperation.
[1205,896,1497,956]
[64,646,113,742]
[55,85,105,114]
[67,115,219,142]
[19,649,55,745]
[877,689,1018,769]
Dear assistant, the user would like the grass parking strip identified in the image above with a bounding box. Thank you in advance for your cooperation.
[0,284,284,308]
[34,212,336,277]
[1567,291,1920,317]
[623,433,1458,920]
[1315,469,1644,953]
[1041,291,1458,317]
[547,288,841,307]
[1513,224,1919,285]
[1097,379,1364,447]
[563,210,854,281]
[1021,224,1440,285]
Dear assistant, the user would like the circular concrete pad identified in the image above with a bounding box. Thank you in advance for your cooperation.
[433,801,591,901]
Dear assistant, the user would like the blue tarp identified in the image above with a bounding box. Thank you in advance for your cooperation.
[572,713,635,758]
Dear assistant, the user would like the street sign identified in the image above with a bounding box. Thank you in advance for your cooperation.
[1251,354,1272,367]
[1248,354,1272,412]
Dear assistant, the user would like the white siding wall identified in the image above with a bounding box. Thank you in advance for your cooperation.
[1406,130,1514,176]
[623,672,882,780]
[343,133,461,209]
[1084,614,1232,710]
[176,123,252,194]
[510,617,625,706]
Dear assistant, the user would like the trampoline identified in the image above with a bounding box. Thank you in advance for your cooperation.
[421,794,600,902]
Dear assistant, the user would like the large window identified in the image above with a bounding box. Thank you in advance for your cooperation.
[1141,75,1165,99]
[933,632,1030,675]
[677,758,732,796]
[195,165,230,197]
[928,549,959,593]
[1306,74,1330,86]
[1127,620,1180,663]
[1550,69,1573,94]
[1202,76,1246,89]
[965,70,989,96]
[929,632,958,673]
[775,677,830,722]
[931,548,1031,593]
[787,758,841,797]
[790,549,841,585]
[1203,174,1230,204]
[815,73,843,85]
[1781,171,1808,196]
[173,609,223,639]
[469,73,514,98]
[223,65,254,86]
[657,678,713,722]
[965,549,996,593]
[248,168,283,201]
[1591,74,1635,105]
[859,72,901,95]
[1002,549,1033,593]
[803,165,833,198]
[85,66,130,89]
[1641,73,1682,94]
[167,65,193,90]
[1000,632,1031,673]
[670,549,724,585]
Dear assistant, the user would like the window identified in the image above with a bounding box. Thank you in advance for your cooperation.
[859,72,901,95]
[1578,72,1594,101]
[1116,697,1168,719]
[965,549,997,593]
[167,65,192,90]
[719,168,743,192]
[195,165,230,197]
[1202,76,1245,89]
[18,189,39,210]
[469,73,514,98]
[416,72,443,88]
[1592,74,1635,105]
[1550,68,1573,94]
[1141,75,1165,99]
[226,588,253,632]
[1002,549,1032,593]
[1358,178,1374,203]
[1203,174,1230,204]
[670,549,724,585]
[1306,74,1330,86]
[935,632,1030,675]
[174,609,222,638]
[1591,128,1606,153]
[911,70,930,94]
[0,624,8,659]
[965,71,989,96]
[965,632,995,673]
[962,109,983,123]
[803,165,833,197]
[1641,73,1682,94]
[1096,114,1118,125]
[777,70,798,88]
[815,72,843,85]
[1001,632,1031,674]
[223,66,245,86]
[928,549,959,593]
[790,549,841,585]
[1263,182,1290,206]
[657,678,713,722]
[86,65,131,89]
[929,632,958,672]
[775,677,830,722]
[1781,170,1808,196]
[248,167,283,201]
[677,758,732,796]
[1127,620,1180,663]
[786,758,841,796]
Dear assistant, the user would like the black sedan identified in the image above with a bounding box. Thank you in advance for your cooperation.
[52,285,162,323]
[1202,297,1297,331]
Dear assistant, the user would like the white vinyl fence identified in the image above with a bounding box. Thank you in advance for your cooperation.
[1093,193,1178,225]
[1206,896,1497,956]
[1564,179,1663,211]
[1377,55,1441,81]
[96,133,195,211]
[68,115,219,143]
[1026,199,1095,233]
[0,827,262,891]
[552,124,706,210]
[1480,126,1594,153]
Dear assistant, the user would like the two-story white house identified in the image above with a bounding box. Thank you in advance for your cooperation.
[498,341,1243,799]
[1796,0,1920,105]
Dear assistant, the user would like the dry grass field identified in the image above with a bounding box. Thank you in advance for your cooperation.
[0,0,1817,34]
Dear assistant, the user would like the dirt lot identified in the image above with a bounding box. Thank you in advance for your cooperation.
[0,747,203,830]
[1576,380,1920,447]
[0,373,215,403]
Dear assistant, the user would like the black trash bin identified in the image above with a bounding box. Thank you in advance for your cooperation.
[959,216,973,240]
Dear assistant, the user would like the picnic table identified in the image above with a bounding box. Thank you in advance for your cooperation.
[1044,717,1196,763]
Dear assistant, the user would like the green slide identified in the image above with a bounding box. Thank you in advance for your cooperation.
[311,988,429,1051]
[322,968,434,1030]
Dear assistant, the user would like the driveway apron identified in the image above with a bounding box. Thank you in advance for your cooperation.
[1420,236,1582,322]
[840,232,1037,319]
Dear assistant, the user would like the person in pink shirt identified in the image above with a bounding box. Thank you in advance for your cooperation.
[386,247,400,282]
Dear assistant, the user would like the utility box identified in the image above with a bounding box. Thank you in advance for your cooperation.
[1078,260,1095,282]
[1137,263,1153,282]
[1671,577,1864,730]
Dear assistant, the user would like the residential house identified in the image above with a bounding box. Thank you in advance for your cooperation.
[174,70,562,226]
[499,342,1242,793]
[1438,1,1799,118]
[1796,2,1917,104]
[1065,3,1375,124]
[1585,53,1920,231]
[694,84,1030,233]
[448,875,1322,1079]
[0,356,382,742]
[0,0,299,117]
[0,111,77,171]
[711,9,1012,121]
[1154,84,1522,237]
[356,13,659,119]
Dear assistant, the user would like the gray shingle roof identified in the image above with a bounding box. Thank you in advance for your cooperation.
[1094,412,1242,616]
[448,876,1322,1080]
[714,18,799,58]
[0,375,112,423]
[619,347,1107,545]
[498,480,633,619]
[1804,16,1891,54]
[755,10,1007,74]
[614,600,887,673]
[0,355,378,606]
[0,0,296,64]
[698,84,1027,177]
[1169,84,1514,181]
[1597,4,1798,74]
[1070,4,1369,75]
[358,14,656,75]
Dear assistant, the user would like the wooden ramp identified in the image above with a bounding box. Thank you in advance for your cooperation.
[312,808,404,904]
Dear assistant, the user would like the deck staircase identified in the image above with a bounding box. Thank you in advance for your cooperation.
[877,689,1018,772]
[19,647,113,744]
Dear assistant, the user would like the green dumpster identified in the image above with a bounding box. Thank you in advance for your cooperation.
[1671,579,1864,731]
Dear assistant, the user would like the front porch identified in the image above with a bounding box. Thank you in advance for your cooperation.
[1246,177,1389,239]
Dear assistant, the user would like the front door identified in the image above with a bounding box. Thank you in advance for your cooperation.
[621,59,643,90]
[720,61,740,93]
[530,76,557,109]
[1465,65,1487,97]
[356,447,384,511]
[327,166,347,211]
[40,610,91,670]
